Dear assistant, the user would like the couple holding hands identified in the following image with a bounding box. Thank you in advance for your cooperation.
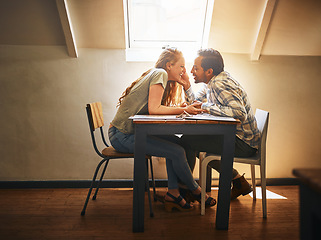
[108,48,260,212]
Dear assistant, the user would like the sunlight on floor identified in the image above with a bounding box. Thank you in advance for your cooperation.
[211,187,287,199]
[249,187,287,199]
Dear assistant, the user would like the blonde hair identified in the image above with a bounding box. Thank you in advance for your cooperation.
[117,48,184,107]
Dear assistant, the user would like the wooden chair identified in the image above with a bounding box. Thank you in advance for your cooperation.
[81,102,156,217]
[200,109,269,218]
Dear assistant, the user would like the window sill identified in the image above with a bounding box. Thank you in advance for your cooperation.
[125,48,198,63]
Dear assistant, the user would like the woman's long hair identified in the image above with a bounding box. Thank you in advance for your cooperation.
[117,48,184,107]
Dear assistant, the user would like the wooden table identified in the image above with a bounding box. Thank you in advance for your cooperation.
[131,115,240,232]
[293,168,321,240]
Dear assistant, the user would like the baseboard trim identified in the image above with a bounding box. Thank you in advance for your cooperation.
[0,178,299,189]
[265,178,299,186]
[0,179,168,189]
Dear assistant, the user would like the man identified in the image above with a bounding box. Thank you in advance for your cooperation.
[179,48,260,200]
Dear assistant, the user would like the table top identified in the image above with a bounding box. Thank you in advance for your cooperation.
[293,168,321,195]
[130,114,240,125]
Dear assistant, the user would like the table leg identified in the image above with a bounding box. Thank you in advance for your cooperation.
[133,126,147,232]
[299,182,321,240]
[216,126,236,230]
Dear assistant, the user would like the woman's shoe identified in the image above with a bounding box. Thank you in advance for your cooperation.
[164,192,194,212]
[178,188,195,203]
[193,193,216,207]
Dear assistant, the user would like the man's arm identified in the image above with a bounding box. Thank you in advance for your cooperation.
[184,85,207,104]
[202,80,247,121]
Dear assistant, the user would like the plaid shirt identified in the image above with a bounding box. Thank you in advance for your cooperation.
[185,71,260,149]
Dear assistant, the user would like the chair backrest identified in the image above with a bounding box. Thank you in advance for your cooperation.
[86,102,109,157]
[87,102,104,131]
[255,109,269,163]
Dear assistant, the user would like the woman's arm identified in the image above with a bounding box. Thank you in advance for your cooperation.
[148,84,203,115]
[178,72,207,104]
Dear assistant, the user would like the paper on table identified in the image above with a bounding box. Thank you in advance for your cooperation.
[184,113,236,122]
[129,115,179,120]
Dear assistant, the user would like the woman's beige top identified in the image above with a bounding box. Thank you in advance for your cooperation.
[111,68,168,134]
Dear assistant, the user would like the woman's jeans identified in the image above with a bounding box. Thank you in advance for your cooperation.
[108,126,199,191]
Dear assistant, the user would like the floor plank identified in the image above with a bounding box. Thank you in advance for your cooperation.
[0,186,299,240]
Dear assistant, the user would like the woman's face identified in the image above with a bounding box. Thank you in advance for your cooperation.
[167,57,186,82]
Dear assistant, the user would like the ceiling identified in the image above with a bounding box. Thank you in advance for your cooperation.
[1,0,320,58]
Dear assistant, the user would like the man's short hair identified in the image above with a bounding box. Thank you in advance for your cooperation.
[198,49,224,76]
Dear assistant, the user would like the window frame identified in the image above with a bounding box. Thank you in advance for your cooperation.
[123,0,214,62]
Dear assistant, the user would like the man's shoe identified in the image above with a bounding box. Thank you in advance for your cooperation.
[231,174,253,200]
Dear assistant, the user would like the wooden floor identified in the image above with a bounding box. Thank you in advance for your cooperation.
[0,186,299,240]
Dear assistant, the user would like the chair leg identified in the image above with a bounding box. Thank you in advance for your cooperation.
[145,160,154,218]
[200,156,217,215]
[81,159,107,216]
[92,160,109,200]
[148,157,157,201]
[251,164,256,200]
[260,165,267,218]
[198,152,206,187]
[200,158,212,215]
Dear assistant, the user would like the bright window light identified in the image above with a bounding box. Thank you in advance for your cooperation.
[123,0,214,62]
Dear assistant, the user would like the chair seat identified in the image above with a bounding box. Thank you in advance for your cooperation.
[102,146,134,158]
[204,153,261,165]
[102,146,151,159]
[234,155,260,165]
[234,151,261,165]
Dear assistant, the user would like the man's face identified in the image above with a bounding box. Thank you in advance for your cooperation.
[191,56,207,84]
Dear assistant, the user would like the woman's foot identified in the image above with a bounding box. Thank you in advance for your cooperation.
[178,187,195,203]
[192,187,216,207]
[164,191,193,212]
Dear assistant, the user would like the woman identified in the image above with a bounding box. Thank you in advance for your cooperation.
[108,48,216,211]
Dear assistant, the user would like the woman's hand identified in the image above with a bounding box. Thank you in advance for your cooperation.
[148,84,204,115]
[177,72,191,91]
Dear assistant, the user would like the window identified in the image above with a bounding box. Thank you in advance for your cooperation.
[123,0,214,61]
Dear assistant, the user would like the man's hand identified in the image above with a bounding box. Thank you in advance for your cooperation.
[192,101,202,109]
[180,102,187,107]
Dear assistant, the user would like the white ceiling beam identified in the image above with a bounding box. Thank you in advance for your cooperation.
[251,0,277,61]
[56,0,78,58]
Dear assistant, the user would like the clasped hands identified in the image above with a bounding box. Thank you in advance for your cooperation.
[178,73,206,115]
[181,101,206,115]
